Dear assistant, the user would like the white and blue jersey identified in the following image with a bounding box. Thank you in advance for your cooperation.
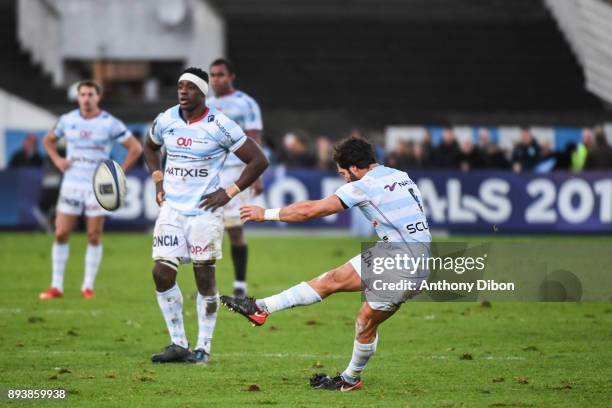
[206,90,262,168]
[150,105,247,216]
[335,166,432,244]
[54,109,131,188]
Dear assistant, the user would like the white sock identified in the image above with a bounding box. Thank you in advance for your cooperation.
[51,242,69,291]
[257,282,322,314]
[342,335,379,383]
[233,280,247,291]
[156,284,188,348]
[195,293,219,353]
[82,244,103,291]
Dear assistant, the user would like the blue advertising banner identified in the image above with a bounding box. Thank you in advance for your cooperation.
[0,167,610,233]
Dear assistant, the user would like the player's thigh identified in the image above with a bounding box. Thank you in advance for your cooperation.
[152,204,189,261]
[54,212,78,238]
[308,261,362,298]
[185,210,223,262]
[84,188,109,218]
[85,216,105,241]
[56,184,84,217]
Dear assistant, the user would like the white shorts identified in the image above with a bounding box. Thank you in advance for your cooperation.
[152,203,224,263]
[348,250,428,312]
[56,183,108,217]
[219,165,252,228]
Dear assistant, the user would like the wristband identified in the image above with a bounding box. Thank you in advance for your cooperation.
[225,183,241,198]
[264,208,281,221]
[151,170,164,184]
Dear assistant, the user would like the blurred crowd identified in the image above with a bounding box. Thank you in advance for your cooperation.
[9,125,612,174]
[274,126,612,173]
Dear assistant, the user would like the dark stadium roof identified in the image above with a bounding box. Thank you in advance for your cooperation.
[207,0,549,21]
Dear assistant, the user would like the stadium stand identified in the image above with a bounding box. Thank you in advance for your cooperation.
[0,0,68,111]
[212,0,604,133]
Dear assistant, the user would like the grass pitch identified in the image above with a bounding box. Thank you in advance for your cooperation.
[0,232,610,407]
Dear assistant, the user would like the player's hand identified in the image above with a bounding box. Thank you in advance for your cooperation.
[199,188,230,211]
[251,178,264,196]
[53,157,72,173]
[155,182,165,206]
[240,205,265,223]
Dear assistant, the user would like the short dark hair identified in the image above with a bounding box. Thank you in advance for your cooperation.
[77,80,102,95]
[181,67,209,83]
[210,58,235,75]
[333,137,377,169]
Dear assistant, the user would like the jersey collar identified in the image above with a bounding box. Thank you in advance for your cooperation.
[179,107,209,125]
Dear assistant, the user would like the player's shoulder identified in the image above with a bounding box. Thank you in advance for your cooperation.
[234,90,259,106]
[61,109,81,121]
[206,106,232,125]
[358,165,405,190]
[155,105,181,124]
[368,165,405,179]
[97,110,124,124]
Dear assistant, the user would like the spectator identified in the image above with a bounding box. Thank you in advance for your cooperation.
[534,140,557,173]
[432,127,460,168]
[9,133,43,167]
[420,129,433,166]
[385,140,410,170]
[511,127,541,172]
[554,142,576,170]
[585,127,612,170]
[458,140,485,172]
[484,145,510,169]
[279,131,317,168]
[571,127,594,172]
[316,135,335,170]
[411,143,428,169]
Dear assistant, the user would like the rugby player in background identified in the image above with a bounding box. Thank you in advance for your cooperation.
[144,67,268,364]
[40,80,142,300]
[222,137,431,391]
[207,58,264,298]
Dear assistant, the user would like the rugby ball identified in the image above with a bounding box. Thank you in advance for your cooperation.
[93,160,127,211]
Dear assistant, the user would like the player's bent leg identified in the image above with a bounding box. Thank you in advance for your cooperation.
[307,261,363,299]
[193,260,219,364]
[226,226,248,297]
[312,303,394,392]
[81,216,105,298]
[151,259,193,363]
[220,262,360,326]
[40,212,78,300]
[341,304,394,389]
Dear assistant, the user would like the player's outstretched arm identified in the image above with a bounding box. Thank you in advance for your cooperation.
[120,136,143,172]
[200,138,268,211]
[240,195,345,223]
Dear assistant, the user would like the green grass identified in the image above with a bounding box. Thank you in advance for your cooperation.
[0,233,610,407]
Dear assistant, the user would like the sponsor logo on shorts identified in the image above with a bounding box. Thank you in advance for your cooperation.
[153,235,179,247]
[165,167,208,178]
[60,197,81,207]
[190,244,213,255]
